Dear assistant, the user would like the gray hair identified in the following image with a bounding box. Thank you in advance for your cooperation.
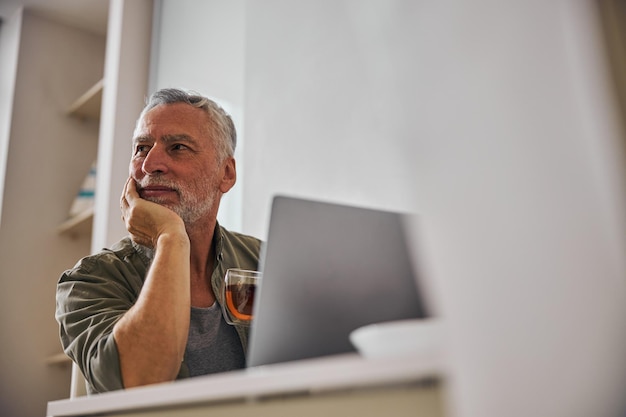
[138,88,237,160]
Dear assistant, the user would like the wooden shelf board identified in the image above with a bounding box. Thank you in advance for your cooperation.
[67,79,103,120]
[57,206,94,237]
[46,352,72,366]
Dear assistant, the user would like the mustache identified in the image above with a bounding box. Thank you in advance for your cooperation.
[136,178,180,193]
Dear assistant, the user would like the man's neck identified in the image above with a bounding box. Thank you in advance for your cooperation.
[184,216,218,307]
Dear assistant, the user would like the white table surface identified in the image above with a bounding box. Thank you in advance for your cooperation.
[47,351,445,417]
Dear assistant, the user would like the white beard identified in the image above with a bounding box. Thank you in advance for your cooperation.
[138,174,220,226]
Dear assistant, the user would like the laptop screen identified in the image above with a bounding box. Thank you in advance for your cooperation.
[247,195,428,368]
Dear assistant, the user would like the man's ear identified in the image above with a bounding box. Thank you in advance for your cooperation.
[219,157,237,193]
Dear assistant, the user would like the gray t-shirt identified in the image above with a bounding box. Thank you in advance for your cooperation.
[185,304,246,376]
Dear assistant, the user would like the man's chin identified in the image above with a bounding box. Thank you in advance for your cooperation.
[144,197,178,212]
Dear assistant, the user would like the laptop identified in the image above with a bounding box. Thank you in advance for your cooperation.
[247,195,429,368]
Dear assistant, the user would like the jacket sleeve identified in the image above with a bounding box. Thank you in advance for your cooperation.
[55,247,146,394]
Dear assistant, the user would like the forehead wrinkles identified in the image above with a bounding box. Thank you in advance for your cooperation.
[134,103,209,135]
[132,113,207,144]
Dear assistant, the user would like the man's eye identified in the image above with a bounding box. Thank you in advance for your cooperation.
[135,145,149,155]
[172,144,188,151]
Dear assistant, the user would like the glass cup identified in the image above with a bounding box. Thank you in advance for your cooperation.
[222,268,262,326]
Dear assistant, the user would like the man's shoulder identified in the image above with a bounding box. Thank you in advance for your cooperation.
[218,226,262,268]
[63,236,150,277]
[220,226,262,246]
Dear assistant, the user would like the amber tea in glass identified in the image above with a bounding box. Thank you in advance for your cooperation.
[222,269,261,326]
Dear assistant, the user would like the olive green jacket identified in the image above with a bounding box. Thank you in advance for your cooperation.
[56,224,261,394]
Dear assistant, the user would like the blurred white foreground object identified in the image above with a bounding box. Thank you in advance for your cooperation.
[350,318,443,359]
[407,2,626,417]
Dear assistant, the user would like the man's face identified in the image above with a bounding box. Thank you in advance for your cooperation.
[130,103,234,225]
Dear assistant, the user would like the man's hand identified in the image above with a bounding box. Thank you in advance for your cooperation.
[120,177,187,248]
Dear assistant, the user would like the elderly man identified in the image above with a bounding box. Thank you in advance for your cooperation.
[56,88,261,394]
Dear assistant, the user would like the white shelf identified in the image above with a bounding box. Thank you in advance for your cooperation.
[46,352,72,366]
[67,79,103,120]
[57,206,94,237]
[58,80,102,238]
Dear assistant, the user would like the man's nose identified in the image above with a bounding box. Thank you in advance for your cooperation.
[142,145,169,175]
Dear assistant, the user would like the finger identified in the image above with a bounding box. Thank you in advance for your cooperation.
[120,177,131,207]
[124,177,140,204]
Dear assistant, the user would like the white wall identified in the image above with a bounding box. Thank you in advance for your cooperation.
[243,1,418,238]
[243,1,626,417]
[149,0,246,232]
